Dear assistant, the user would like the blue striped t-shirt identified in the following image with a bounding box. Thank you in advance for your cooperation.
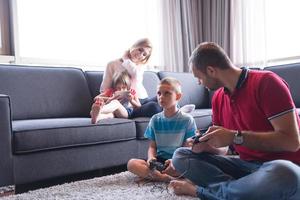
[144,110,197,159]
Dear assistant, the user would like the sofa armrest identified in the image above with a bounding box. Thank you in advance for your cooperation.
[0,94,14,186]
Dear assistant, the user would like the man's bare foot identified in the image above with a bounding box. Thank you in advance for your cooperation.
[169,180,197,197]
[90,100,103,124]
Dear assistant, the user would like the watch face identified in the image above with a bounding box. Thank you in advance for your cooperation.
[234,133,243,145]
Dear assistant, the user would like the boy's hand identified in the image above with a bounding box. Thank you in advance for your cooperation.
[162,159,179,177]
[147,157,156,166]
[185,137,194,147]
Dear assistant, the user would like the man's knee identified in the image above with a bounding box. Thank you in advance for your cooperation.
[172,147,193,173]
[264,160,300,187]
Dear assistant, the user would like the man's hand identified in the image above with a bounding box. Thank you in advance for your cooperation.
[192,141,218,153]
[199,126,235,148]
[191,126,232,154]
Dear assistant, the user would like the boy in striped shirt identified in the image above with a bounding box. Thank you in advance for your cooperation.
[127,77,197,182]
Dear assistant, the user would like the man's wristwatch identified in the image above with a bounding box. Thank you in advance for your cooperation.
[233,130,244,145]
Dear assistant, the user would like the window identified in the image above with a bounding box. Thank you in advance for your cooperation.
[14,0,162,69]
[232,0,300,67]
[265,0,300,63]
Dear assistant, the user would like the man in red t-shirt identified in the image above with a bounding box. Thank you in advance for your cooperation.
[169,42,300,200]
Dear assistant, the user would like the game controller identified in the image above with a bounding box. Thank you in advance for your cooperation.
[114,90,130,98]
[149,160,167,172]
[192,133,209,145]
[192,135,201,144]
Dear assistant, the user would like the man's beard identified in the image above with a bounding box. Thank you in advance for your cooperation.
[206,78,222,91]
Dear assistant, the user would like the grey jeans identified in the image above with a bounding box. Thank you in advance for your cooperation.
[172,147,300,200]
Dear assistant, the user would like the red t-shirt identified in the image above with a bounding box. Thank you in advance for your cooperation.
[212,70,300,164]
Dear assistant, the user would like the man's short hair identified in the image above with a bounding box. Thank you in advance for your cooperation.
[159,77,182,94]
[189,42,232,72]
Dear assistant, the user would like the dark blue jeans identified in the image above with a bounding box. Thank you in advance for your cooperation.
[172,147,300,200]
[130,96,162,118]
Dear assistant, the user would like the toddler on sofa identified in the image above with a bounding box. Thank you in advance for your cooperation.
[90,70,141,123]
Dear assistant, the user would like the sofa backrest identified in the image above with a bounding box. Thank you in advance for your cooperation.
[84,71,160,99]
[84,71,103,99]
[142,71,161,98]
[264,62,300,107]
[0,65,92,120]
[158,71,210,108]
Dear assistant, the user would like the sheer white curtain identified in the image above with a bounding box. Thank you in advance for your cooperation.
[231,0,300,68]
[231,0,267,68]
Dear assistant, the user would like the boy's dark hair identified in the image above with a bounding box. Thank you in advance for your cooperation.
[111,70,131,89]
[189,42,232,73]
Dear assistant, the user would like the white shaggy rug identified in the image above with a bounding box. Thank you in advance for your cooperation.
[0,171,198,200]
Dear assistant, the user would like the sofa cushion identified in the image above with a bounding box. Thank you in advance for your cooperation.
[158,71,209,108]
[0,65,93,120]
[12,118,136,154]
[133,117,151,139]
[142,71,161,98]
[190,109,212,131]
[264,63,300,107]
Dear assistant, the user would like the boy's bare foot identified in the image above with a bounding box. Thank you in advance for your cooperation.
[169,180,197,197]
[149,170,172,182]
[90,100,103,124]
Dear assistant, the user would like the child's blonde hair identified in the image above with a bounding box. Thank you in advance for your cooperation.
[111,70,132,90]
[159,77,182,94]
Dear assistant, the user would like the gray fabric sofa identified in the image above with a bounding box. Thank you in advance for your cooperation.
[264,63,300,115]
[0,64,212,188]
[1,62,300,188]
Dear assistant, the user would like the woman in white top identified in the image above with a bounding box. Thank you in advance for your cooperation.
[92,38,162,122]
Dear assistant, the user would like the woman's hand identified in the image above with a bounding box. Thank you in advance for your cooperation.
[94,94,109,104]
[93,95,102,102]
[93,96,104,106]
